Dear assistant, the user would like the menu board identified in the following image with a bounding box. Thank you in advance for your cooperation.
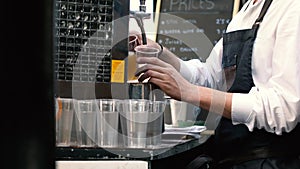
[155,0,236,61]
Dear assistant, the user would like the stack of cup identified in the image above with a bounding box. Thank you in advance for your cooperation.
[73,99,98,147]
[56,98,75,147]
[97,99,122,148]
[120,99,151,148]
[146,101,166,148]
[119,99,166,148]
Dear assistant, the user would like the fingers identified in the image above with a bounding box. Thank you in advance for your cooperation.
[134,56,175,84]
[135,64,164,81]
[138,68,167,83]
[135,66,147,78]
[137,72,150,82]
[134,58,170,78]
[139,70,181,101]
[136,56,169,68]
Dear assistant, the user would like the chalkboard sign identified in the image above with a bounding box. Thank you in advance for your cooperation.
[155,0,236,61]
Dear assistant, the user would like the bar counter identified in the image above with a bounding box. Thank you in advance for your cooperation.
[56,130,214,169]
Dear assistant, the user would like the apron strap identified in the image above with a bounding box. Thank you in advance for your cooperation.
[253,0,273,28]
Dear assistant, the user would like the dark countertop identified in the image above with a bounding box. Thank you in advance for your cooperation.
[56,131,214,161]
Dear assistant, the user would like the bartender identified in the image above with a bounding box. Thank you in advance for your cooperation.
[134,0,300,168]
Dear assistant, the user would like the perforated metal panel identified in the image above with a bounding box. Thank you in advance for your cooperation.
[54,0,114,83]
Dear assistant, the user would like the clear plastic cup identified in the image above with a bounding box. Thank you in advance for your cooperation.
[74,99,98,147]
[56,98,74,147]
[98,99,121,147]
[135,45,160,69]
[146,101,166,147]
[170,99,187,127]
[120,99,151,148]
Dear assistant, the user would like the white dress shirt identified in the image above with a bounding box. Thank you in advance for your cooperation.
[179,0,300,135]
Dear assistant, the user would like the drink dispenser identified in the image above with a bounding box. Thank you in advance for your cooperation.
[128,0,164,102]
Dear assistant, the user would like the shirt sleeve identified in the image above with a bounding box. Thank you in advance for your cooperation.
[232,2,300,135]
[179,1,300,135]
[179,39,225,90]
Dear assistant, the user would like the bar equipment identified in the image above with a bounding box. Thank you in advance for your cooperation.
[128,0,164,102]
[130,0,151,45]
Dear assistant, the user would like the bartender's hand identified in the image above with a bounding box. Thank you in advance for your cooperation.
[129,30,181,71]
[135,56,198,102]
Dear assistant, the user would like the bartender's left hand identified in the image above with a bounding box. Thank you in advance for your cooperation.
[135,56,197,102]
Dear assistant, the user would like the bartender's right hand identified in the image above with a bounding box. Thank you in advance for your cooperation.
[129,30,181,71]
[135,55,199,103]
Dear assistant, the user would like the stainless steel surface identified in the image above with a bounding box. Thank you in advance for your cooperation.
[127,81,164,101]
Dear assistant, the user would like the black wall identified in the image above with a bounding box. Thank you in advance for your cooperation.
[3,1,55,169]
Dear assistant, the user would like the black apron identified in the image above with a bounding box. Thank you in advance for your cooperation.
[214,0,300,168]
[186,1,300,169]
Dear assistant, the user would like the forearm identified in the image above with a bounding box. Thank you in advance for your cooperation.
[144,39,232,118]
[156,45,233,118]
[185,84,233,119]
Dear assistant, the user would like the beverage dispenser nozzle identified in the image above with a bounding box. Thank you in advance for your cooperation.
[128,1,165,102]
[130,0,151,45]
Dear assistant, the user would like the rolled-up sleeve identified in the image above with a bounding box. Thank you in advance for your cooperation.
[232,2,300,135]
[179,39,225,89]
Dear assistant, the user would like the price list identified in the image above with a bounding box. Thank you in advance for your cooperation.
[156,0,234,61]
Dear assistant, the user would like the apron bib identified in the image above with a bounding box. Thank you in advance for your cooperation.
[214,0,300,163]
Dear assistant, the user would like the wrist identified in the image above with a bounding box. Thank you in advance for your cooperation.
[183,84,201,106]
[157,43,163,57]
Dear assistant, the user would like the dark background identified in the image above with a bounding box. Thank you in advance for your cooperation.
[2,1,55,169]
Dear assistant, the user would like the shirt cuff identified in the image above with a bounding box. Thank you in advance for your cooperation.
[231,93,255,125]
